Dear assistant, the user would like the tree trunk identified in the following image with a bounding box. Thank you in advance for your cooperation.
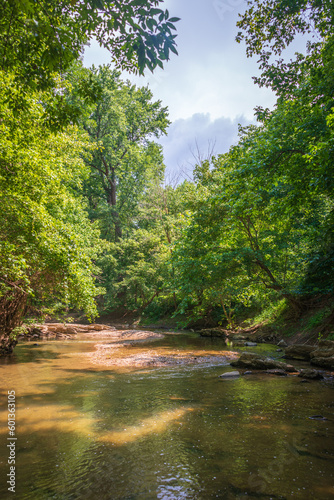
[0,287,27,356]
[107,183,122,241]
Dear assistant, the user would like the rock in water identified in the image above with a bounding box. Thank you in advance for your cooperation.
[310,339,334,369]
[199,328,227,339]
[298,369,324,380]
[284,345,314,360]
[231,352,296,372]
[219,371,240,379]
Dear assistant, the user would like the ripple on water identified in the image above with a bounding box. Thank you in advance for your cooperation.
[0,335,333,499]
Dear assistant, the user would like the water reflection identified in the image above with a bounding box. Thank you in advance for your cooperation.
[0,335,333,499]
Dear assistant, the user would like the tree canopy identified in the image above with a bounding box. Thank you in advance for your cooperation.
[0,0,180,90]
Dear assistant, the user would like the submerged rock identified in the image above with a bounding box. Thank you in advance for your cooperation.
[219,371,240,379]
[231,352,296,372]
[264,369,288,376]
[298,369,324,380]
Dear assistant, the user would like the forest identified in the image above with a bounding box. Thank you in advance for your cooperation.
[1,0,334,356]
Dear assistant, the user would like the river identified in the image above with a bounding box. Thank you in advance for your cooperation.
[0,331,333,499]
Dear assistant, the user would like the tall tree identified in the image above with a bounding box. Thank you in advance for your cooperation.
[0,73,101,355]
[77,65,170,241]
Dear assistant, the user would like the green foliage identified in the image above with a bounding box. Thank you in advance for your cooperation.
[236,0,334,96]
[0,71,102,350]
[170,11,334,324]
[248,299,288,327]
[0,0,180,90]
[70,64,169,241]
[305,307,332,330]
[2,0,333,353]
[98,230,168,313]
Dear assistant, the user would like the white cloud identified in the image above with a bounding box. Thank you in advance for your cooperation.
[158,112,249,176]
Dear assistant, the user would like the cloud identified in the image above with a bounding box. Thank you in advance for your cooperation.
[158,112,250,176]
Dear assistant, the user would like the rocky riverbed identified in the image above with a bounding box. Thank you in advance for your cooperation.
[20,323,334,376]
[88,344,239,368]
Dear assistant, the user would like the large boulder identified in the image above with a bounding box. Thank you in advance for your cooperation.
[311,354,334,370]
[310,348,334,359]
[310,339,334,370]
[318,339,334,349]
[27,323,116,338]
[231,352,296,372]
[284,344,314,361]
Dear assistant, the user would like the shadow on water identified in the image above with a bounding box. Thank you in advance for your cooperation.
[0,335,333,499]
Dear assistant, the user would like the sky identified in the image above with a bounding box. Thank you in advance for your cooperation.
[83,0,301,176]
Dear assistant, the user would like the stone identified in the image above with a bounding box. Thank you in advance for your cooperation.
[310,355,334,370]
[310,340,334,369]
[90,324,114,331]
[284,344,314,361]
[298,369,324,380]
[318,339,334,349]
[231,352,296,372]
[277,339,288,347]
[244,342,257,347]
[265,369,288,376]
[310,348,334,359]
[31,323,116,337]
[219,371,240,379]
[199,328,227,339]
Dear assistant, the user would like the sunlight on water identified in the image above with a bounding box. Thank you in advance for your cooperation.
[99,407,195,445]
[0,334,333,499]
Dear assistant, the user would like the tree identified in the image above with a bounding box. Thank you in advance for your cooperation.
[0,0,180,90]
[0,72,102,355]
[76,65,169,241]
[236,0,334,96]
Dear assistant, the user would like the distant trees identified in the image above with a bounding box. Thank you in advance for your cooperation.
[73,65,169,241]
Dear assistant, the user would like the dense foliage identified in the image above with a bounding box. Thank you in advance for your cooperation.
[1,0,333,354]
[0,72,101,353]
[0,0,179,354]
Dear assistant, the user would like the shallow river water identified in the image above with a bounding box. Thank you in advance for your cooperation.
[0,332,333,499]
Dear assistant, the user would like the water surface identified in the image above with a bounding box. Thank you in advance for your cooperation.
[0,333,333,499]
